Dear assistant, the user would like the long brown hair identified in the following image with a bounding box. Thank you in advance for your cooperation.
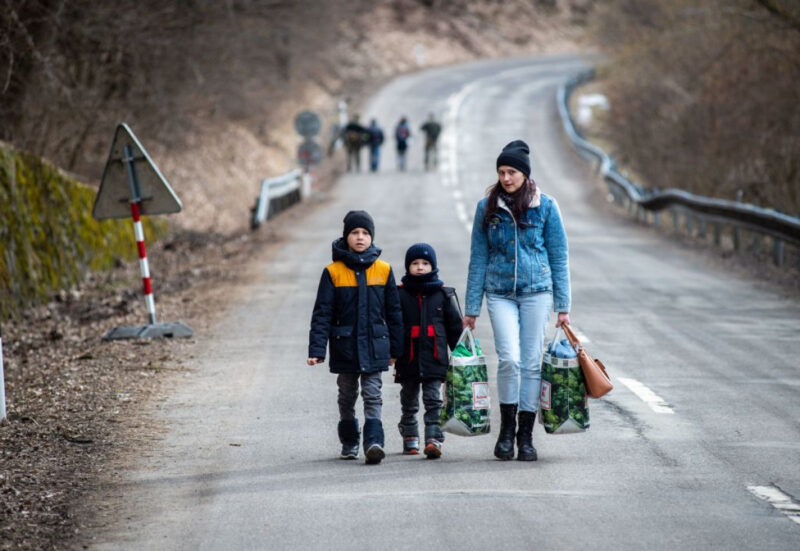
[483,177,537,227]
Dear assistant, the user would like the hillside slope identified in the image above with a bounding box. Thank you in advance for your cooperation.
[1,0,592,233]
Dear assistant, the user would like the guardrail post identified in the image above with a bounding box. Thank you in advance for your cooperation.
[654,212,660,228]
[698,218,707,239]
[686,215,693,236]
[672,208,679,232]
[751,233,761,254]
[733,226,741,251]
[773,238,784,267]
[713,223,721,246]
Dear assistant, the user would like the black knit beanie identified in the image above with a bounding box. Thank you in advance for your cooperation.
[496,140,531,177]
[404,242,437,272]
[342,210,375,239]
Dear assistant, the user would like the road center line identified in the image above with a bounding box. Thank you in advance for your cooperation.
[748,485,800,525]
[618,377,674,414]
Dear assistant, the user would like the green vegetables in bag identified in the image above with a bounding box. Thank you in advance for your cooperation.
[440,328,490,436]
[540,353,589,434]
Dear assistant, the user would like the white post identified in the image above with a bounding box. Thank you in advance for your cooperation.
[1,324,6,421]
[302,170,312,199]
[338,99,347,128]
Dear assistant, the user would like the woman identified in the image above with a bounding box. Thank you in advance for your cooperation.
[464,140,571,462]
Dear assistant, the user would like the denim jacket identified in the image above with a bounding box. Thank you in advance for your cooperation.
[465,191,571,316]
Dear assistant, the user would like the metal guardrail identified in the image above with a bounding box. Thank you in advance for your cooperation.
[558,69,800,265]
[251,169,303,230]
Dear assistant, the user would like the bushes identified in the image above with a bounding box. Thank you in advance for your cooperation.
[592,0,800,215]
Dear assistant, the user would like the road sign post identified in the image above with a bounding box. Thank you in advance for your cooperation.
[93,123,193,340]
[294,111,323,197]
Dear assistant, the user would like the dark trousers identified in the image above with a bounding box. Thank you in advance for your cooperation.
[398,379,443,439]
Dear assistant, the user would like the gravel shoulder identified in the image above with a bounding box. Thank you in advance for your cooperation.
[0,163,339,550]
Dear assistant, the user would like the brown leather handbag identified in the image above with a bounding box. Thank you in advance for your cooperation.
[561,323,613,398]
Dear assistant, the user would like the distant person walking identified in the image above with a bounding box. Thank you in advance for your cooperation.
[464,140,572,463]
[420,113,442,171]
[367,119,384,172]
[395,116,411,171]
[343,115,368,172]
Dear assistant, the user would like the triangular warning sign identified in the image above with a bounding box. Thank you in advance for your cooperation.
[92,123,183,220]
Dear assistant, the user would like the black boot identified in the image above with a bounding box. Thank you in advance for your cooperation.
[494,403,517,460]
[338,419,360,460]
[516,411,538,462]
[363,418,385,465]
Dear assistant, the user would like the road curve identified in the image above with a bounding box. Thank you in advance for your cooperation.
[91,55,800,551]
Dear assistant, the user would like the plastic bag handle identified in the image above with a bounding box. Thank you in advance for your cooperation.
[549,325,566,354]
[455,327,478,356]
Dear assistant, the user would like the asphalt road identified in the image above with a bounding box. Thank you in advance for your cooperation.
[92,55,800,550]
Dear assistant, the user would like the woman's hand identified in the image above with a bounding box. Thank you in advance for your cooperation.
[306,357,323,366]
[555,312,570,327]
[463,315,477,330]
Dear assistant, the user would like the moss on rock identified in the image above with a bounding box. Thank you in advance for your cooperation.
[0,143,167,320]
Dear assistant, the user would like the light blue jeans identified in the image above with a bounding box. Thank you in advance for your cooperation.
[486,292,552,413]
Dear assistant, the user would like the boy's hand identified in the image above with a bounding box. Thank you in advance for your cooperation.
[463,315,477,330]
[306,357,323,366]
[555,313,570,328]
[389,358,396,366]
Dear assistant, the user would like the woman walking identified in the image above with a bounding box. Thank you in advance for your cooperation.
[464,140,571,461]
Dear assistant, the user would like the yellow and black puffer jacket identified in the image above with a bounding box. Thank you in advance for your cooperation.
[309,239,403,373]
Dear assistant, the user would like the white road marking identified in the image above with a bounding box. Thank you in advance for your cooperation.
[748,485,800,525]
[618,377,674,414]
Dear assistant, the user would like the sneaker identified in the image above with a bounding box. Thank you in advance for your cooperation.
[402,436,420,455]
[365,443,385,465]
[424,439,442,459]
[340,444,359,460]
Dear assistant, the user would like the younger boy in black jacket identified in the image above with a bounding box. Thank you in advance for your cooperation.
[308,211,403,464]
[395,243,463,459]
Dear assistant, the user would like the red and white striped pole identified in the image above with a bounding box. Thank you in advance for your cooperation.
[123,144,157,326]
[130,200,156,325]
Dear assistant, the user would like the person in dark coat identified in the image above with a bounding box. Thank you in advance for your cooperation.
[394,116,411,171]
[308,210,403,464]
[420,113,442,171]
[367,118,384,172]
[343,115,368,172]
[394,243,462,459]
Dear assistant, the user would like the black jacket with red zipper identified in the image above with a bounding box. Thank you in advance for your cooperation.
[394,285,463,382]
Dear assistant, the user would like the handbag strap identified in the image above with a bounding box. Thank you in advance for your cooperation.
[561,323,583,354]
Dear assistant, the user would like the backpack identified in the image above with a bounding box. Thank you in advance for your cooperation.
[441,286,462,318]
[396,124,409,140]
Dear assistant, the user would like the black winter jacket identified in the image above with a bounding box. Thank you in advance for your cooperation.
[394,286,463,382]
[308,239,403,373]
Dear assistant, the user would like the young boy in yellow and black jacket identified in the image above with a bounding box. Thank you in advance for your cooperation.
[307,210,403,465]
